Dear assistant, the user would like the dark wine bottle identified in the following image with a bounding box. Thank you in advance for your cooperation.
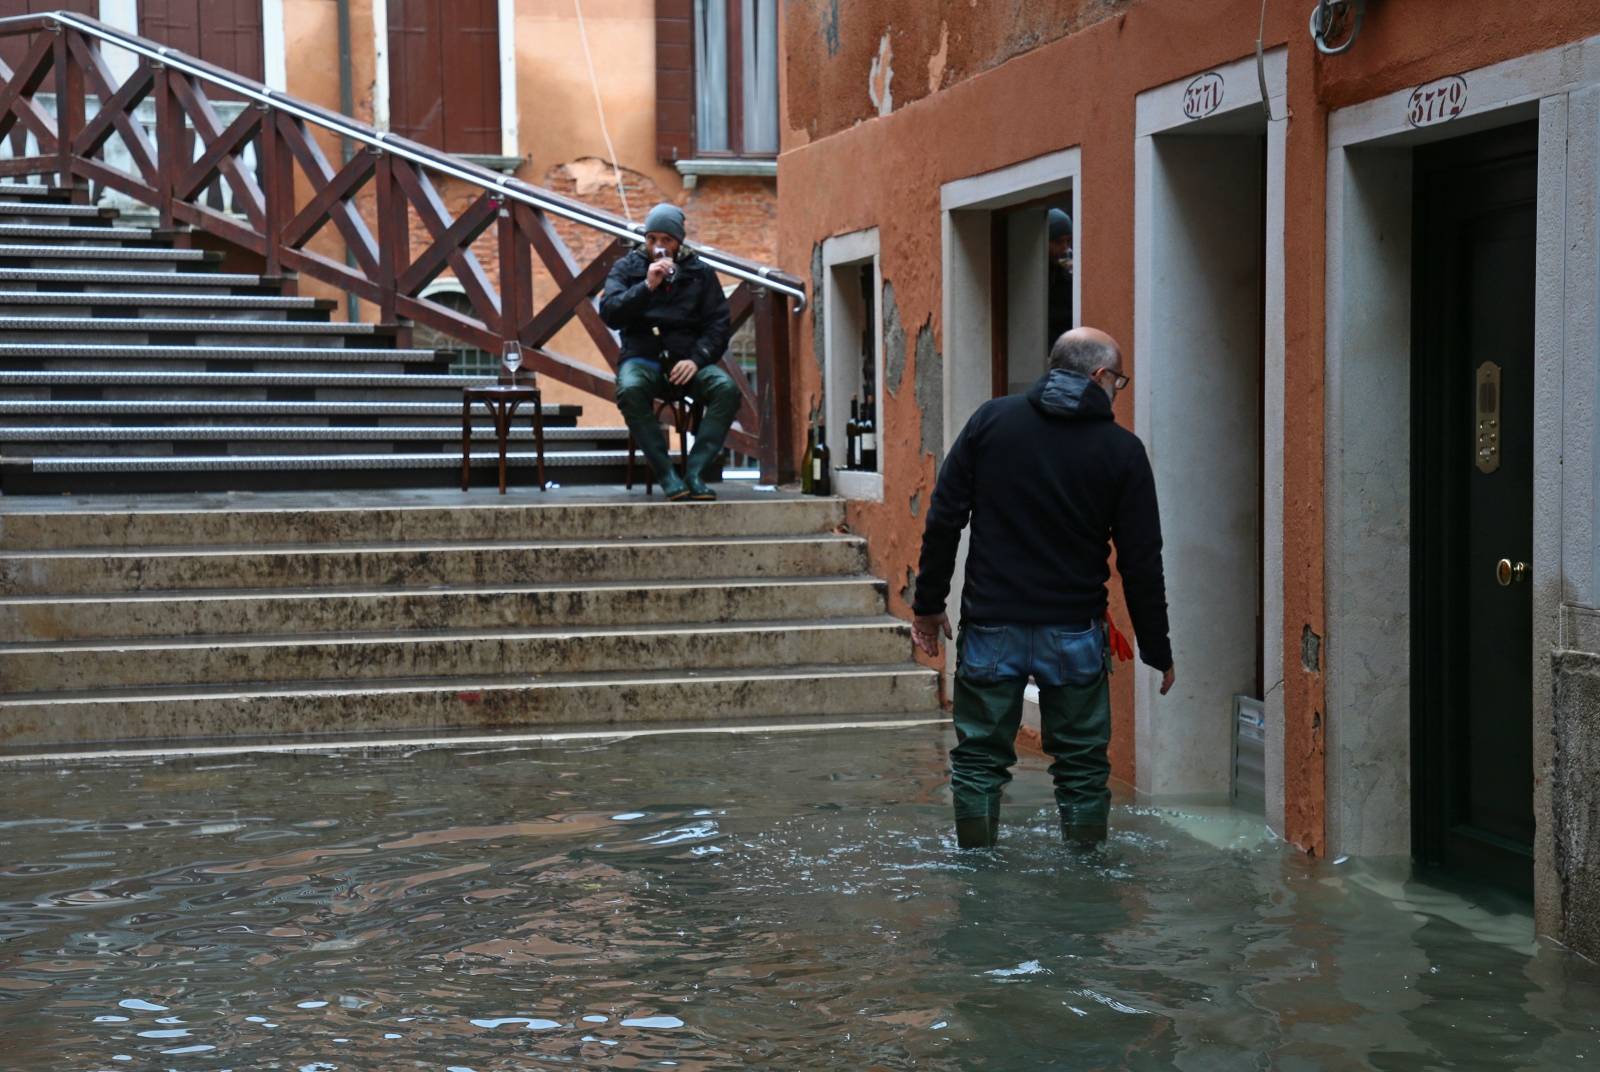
[860,397,878,472]
[801,416,816,495]
[813,423,832,495]
[846,396,861,470]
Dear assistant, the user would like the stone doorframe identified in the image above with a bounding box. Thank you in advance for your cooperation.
[1131,48,1288,823]
[936,146,1082,692]
[1324,36,1600,935]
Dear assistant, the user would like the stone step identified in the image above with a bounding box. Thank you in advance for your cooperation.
[0,495,842,549]
[0,223,153,243]
[0,617,909,692]
[0,244,219,265]
[0,203,121,223]
[0,317,387,345]
[0,533,866,594]
[0,371,490,396]
[0,268,274,293]
[0,449,661,493]
[0,399,579,426]
[0,424,624,444]
[0,183,72,200]
[0,663,941,749]
[0,292,332,313]
[0,575,884,640]
[0,344,439,366]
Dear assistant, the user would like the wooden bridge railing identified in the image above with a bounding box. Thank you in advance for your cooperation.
[0,11,803,482]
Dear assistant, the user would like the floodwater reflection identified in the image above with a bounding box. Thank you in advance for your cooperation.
[0,727,1596,1070]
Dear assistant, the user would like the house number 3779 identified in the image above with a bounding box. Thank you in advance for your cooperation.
[1407,76,1468,128]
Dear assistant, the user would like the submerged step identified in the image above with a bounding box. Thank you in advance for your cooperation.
[0,663,941,749]
[0,617,912,692]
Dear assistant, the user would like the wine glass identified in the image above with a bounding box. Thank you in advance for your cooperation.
[501,340,523,383]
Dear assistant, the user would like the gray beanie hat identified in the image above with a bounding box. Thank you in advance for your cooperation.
[642,202,687,242]
[1048,208,1073,240]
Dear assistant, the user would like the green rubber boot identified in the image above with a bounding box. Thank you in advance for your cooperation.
[1060,819,1108,853]
[634,422,689,500]
[955,812,999,849]
[683,415,730,502]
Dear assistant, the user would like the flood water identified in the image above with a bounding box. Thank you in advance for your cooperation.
[1,724,1598,1071]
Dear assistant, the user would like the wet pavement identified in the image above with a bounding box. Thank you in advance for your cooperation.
[0,724,1597,1070]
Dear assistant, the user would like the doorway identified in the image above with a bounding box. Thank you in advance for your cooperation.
[987,197,1076,398]
[939,149,1081,692]
[1134,121,1269,798]
[1411,122,1537,897]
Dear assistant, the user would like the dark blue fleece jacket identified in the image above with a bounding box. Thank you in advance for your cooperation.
[912,368,1172,671]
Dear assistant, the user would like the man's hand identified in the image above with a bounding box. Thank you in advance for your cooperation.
[668,359,698,387]
[912,612,951,658]
[1160,665,1176,696]
[646,257,673,290]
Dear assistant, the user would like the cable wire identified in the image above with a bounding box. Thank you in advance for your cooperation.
[573,0,633,222]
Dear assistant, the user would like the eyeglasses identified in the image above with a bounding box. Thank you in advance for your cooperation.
[1095,367,1130,391]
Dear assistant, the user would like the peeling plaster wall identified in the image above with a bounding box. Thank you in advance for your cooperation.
[779,0,1600,917]
[784,0,1135,145]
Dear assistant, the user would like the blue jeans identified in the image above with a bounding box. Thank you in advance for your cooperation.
[950,621,1112,823]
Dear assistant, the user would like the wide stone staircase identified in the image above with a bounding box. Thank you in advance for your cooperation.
[0,492,940,750]
[0,182,631,493]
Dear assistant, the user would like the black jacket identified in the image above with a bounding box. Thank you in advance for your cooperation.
[912,368,1172,671]
[599,247,732,368]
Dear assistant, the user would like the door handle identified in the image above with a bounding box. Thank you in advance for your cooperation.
[1495,558,1529,586]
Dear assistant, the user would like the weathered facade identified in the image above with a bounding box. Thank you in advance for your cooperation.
[779,0,1600,953]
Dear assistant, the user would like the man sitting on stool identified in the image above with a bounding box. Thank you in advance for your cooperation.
[600,203,737,501]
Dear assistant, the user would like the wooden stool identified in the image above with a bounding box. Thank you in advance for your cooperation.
[462,383,546,494]
[626,391,704,494]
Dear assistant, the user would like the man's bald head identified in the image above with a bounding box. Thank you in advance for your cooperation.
[1048,326,1123,378]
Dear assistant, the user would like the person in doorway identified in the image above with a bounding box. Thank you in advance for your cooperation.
[910,326,1175,851]
[1046,208,1074,349]
[600,202,737,501]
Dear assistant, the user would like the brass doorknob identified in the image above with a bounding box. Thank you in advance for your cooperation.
[1496,558,1529,586]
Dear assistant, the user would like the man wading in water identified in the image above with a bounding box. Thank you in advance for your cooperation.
[910,327,1175,851]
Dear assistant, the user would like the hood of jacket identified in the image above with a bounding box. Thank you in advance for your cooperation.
[1026,367,1114,421]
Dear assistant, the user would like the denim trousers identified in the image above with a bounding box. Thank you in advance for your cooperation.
[950,621,1112,824]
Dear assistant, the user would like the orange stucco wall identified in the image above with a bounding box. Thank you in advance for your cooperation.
[779,0,1600,855]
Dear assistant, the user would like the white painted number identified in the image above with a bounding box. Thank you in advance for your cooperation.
[1183,72,1225,120]
[1406,76,1468,128]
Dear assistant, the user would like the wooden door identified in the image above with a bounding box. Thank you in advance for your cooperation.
[1412,121,1537,897]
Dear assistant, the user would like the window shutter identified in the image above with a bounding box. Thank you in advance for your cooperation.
[656,0,694,163]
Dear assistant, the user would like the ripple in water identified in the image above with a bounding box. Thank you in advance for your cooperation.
[0,728,1597,1070]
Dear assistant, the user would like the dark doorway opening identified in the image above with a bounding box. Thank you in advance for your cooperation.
[1411,121,1537,898]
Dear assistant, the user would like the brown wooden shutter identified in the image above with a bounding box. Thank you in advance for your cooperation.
[389,0,498,156]
[138,0,264,82]
[0,1,95,74]
[656,0,694,163]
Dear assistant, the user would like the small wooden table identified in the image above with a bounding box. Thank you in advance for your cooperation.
[462,383,546,494]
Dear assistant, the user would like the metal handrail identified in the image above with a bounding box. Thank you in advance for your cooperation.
[0,11,807,311]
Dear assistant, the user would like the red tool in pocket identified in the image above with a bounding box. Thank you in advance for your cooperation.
[1106,618,1135,663]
